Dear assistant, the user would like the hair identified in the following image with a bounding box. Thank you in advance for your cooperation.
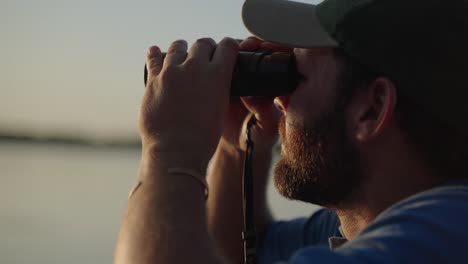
[333,48,468,180]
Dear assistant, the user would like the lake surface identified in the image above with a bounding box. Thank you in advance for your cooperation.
[0,141,317,264]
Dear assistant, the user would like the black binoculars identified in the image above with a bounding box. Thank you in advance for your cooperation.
[144,51,301,97]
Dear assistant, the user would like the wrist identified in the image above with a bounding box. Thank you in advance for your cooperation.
[142,143,210,175]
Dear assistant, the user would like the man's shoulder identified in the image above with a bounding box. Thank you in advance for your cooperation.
[333,181,468,262]
[375,180,468,221]
[286,182,468,263]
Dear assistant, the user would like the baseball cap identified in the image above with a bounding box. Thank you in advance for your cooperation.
[242,0,468,133]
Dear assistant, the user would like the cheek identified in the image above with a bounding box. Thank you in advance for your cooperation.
[287,81,333,126]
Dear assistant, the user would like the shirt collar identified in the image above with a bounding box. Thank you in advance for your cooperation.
[328,226,348,250]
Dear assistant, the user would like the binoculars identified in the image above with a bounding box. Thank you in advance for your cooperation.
[144,51,301,97]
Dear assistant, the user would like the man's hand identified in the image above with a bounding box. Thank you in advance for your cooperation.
[140,38,239,170]
[219,37,293,154]
[115,37,241,264]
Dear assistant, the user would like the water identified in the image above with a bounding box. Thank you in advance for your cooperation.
[0,141,317,264]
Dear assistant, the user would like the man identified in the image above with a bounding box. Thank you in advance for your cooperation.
[114,0,468,263]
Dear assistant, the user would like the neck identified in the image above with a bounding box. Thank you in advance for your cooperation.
[334,208,371,240]
[330,149,442,240]
[332,188,399,240]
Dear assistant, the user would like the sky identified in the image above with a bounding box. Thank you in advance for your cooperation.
[1,0,322,143]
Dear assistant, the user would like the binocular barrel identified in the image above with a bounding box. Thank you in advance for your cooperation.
[144,51,300,97]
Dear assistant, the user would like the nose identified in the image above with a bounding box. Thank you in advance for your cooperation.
[274,96,290,114]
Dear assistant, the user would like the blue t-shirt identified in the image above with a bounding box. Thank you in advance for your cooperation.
[258,181,468,263]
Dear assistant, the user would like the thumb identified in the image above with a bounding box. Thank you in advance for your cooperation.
[241,97,281,130]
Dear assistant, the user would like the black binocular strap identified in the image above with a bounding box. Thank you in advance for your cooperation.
[243,115,258,264]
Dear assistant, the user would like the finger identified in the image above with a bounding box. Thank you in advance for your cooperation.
[239,36,263,51]
[260,42,293,53]
[164,39,188,67]
[212,37,239,77]
[186,38,216,63]
[239,36,293,53]
[187,38,216,62]
[146,46,164,77]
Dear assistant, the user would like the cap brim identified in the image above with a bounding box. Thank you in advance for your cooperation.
[242,0,338,48]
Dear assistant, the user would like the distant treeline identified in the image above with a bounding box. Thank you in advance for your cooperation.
[0,134,283,153]
[0,134,141,148]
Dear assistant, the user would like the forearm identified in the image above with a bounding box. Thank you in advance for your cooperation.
[114,148,223,264]
[206,139,274,263]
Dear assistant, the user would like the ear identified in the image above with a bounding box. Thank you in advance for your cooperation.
[351,77,397,143]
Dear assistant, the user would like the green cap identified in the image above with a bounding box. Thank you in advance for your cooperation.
[242,0,468,133]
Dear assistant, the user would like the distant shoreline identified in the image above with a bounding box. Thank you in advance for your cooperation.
[0,134,283,153]
[0,134,141,149]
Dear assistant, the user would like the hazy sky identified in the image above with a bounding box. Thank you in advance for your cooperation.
[1,0,321,142]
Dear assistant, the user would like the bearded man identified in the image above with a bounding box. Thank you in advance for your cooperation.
[114,0,468,263]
